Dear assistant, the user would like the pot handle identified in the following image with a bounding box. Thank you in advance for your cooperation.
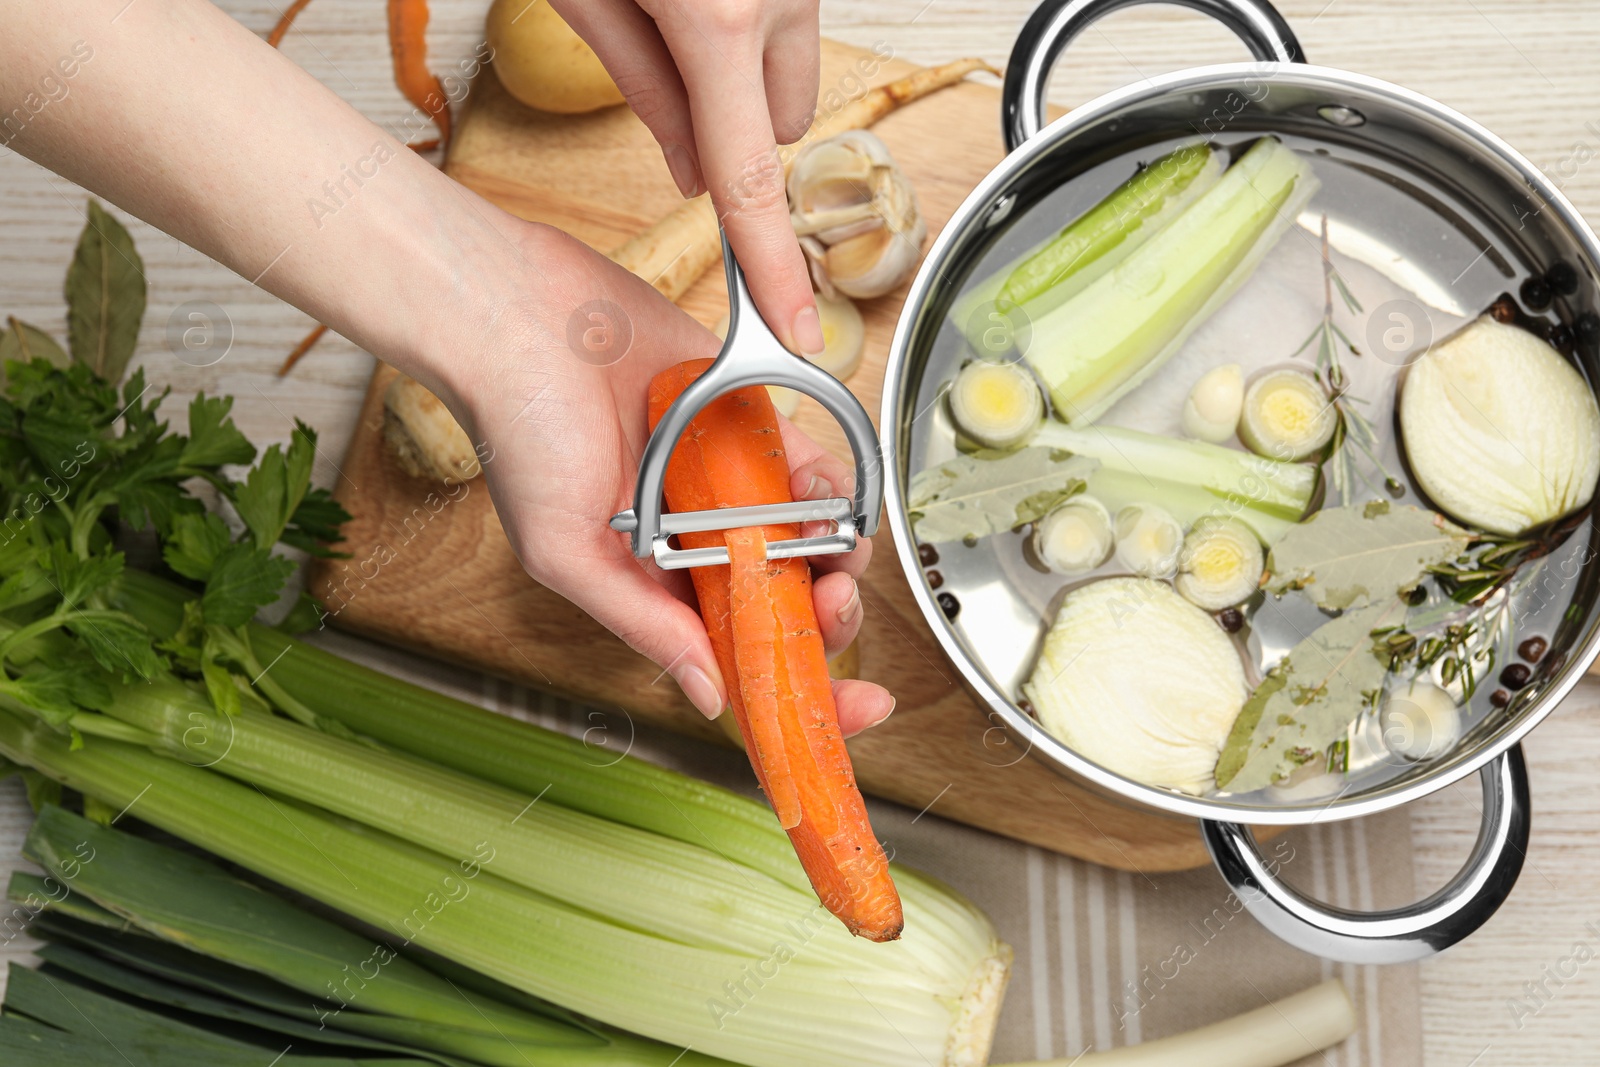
[1203,745,1531,963]
[1002,0,1305,151]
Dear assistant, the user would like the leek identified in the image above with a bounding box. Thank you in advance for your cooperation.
[1030,422,1314,543]
[951,144,1222,354]
[1024,137,1319,424]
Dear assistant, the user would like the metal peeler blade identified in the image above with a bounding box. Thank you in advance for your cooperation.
[610,231,884,570]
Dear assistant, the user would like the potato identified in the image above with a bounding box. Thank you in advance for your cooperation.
[485,0,625,115]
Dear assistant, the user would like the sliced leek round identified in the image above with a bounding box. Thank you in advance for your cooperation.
[1400,315,1600,535]
[1379,679,1462,761]
[948,358,1043,450]
[1022,577,1247,794]
[1034,496,1113,575]
[1114,502,1183,578]
[1175,516,1264,611]
[1238,368,1335,461]
[813,290,866,380]
[1182,362,1244,443]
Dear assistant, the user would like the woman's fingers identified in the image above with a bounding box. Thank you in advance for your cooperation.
[776,413,871,578]
[549,0,703,196]
[833,678,895,736]
[762,4,821,144]
[640,0,822,358]
[811,569,863,657]
[535,540,729,722]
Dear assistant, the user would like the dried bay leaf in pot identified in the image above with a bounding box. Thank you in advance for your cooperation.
[1266,503,1471,610]
[1216,596,1406,793]
[907,446,1098,544]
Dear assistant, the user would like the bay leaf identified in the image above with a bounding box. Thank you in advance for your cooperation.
[1215,597,1404,793]
[908,446,1099,544]
[65,199,146,383]
[0,317,70,369]
[1266,503,1469,610]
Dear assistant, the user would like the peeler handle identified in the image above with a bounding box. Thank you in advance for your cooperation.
[617,232,884,559]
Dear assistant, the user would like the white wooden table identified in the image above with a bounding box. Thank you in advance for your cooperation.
[0,2,1597,1063]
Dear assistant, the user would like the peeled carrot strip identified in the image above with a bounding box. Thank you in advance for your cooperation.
[387,0,452,147]
[649,359,903,942]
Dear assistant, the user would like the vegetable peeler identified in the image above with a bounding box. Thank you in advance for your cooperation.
[610,232,884,570]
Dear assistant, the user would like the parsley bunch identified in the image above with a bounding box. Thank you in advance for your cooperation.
[0,200,347,741]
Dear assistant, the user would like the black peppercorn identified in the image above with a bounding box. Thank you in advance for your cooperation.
[1488,295,1518,324]
[1547,261,1580,295]
[937,592,960,619]
[1548,323,1574,351]
[1489,689,1511,709]
[1017,697,1035,716]
[917,543,938,566]
[1217,607,1244,633]
[926,569,944,589]
[1500,662,1532,690]
[1520,276,1553,311]
[1518,635,1548,663]
[1577,312,1600,345]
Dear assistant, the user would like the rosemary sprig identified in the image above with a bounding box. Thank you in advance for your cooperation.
[1294,214,1404,502]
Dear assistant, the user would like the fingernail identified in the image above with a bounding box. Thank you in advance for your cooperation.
[865,696,895,730]
[837,578,862,626]
[673,663,724,720]
[792,304,826,356]
[803,473,834,500]
[663,143,702,198]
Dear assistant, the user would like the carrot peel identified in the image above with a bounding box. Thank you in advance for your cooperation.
[649,360,903,942]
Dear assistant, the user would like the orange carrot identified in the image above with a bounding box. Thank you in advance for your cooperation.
[266,0,315,48]
[649,359,903,942]
[387,0,452,148]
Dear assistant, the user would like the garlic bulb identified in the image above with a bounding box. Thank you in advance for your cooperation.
[1023,577,1247,794]
[1380,680,1462,761]
[948,359,1043,450]
[1400,315,1600,535]
[1175,516,1263,611]
[789,130,926,300]
[1238,368,1335,461]
[1182,363,1244,443]
[1035,496,1113,575]
[1114,503,1183,578]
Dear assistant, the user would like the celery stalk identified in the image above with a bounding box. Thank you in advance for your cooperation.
[99,679,840,960]
[951,144,1222,354]
[109,573,1006,985]
[111,571,806,887]
[1027,137,1320,424]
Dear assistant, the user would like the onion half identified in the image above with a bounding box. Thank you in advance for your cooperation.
[1023,577,1246,794]
[1400,316,1600,535]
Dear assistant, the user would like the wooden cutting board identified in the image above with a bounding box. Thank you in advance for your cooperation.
[309,40,1248,872]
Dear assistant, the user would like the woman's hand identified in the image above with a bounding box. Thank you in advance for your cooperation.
[437,223,893,734]
[551,0,826,359]
[0,0,889,732]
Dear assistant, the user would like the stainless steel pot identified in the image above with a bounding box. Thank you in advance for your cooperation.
[881,0,1600,962]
